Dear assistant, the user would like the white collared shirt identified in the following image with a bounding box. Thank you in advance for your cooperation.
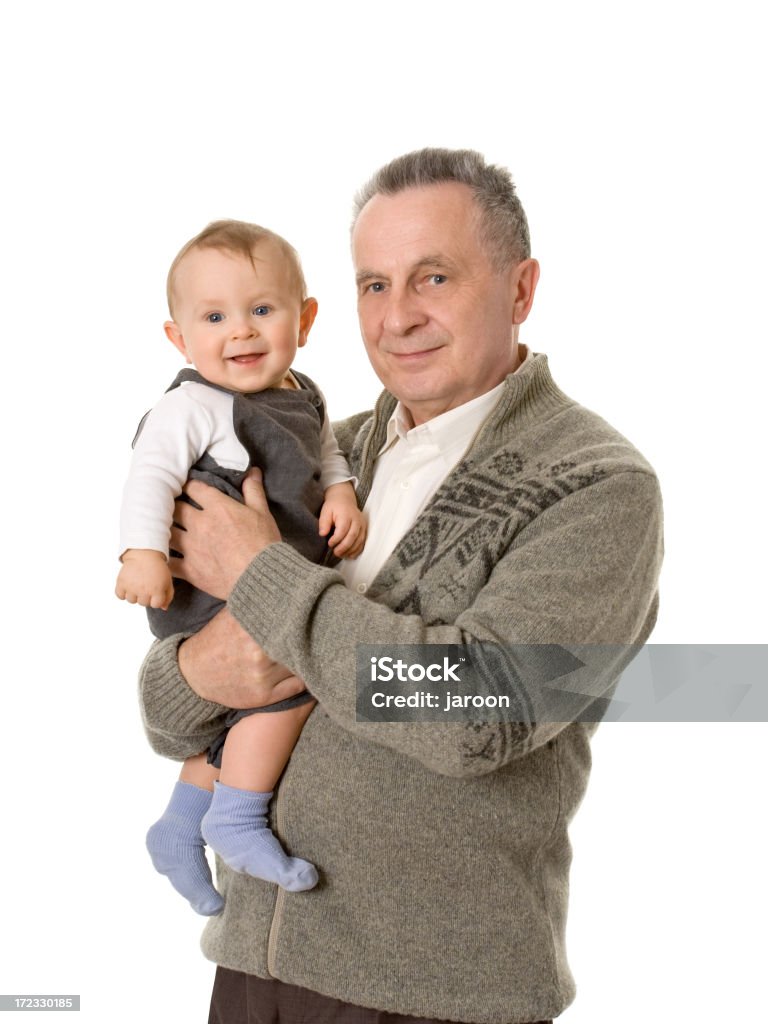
[339,378,510,595]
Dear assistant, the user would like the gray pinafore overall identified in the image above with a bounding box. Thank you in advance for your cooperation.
[140,367,327,764]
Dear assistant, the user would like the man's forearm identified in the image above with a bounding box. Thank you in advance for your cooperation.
[226,471,663,776]
[138,611,311,760]
[138,633,230,761]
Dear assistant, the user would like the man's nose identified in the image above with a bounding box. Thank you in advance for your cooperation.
[382,286,428,336]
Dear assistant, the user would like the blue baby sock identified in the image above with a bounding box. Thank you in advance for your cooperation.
[201,782,318,892]
[146,781,225,916]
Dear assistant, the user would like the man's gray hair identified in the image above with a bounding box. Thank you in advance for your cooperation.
[352,147,531,270]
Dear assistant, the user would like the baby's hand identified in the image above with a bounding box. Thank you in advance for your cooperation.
[318,482,367,559]
[116,549,175,609]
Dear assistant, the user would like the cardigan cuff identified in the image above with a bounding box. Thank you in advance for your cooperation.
[227,542,338,650]
[139,632,229,734]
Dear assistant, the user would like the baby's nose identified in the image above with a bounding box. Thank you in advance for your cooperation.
[231,317,255,337]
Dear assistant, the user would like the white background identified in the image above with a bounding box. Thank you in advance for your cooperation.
[1,1,765,1021]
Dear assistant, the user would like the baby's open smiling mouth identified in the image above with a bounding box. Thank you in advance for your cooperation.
[228,353,266,364]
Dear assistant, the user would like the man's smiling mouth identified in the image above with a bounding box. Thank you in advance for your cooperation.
[388,345,444,360]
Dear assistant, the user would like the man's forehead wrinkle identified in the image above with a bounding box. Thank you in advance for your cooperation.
[355,249,462,279]
[355,269,385,285]
[355,254,455,281]
[413,254,459,271]
[353,192,480,284]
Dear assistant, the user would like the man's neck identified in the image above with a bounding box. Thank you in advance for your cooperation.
[403,344,528,428]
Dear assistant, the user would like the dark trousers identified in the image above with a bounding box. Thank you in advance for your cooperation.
[208,967,553,1024]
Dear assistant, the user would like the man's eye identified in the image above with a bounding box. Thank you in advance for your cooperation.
[253,305,270,316]
[367,282,385,293]
[430,274,447,285]
[206,312,224,323]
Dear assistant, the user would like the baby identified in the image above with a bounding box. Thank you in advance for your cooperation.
[117,220,365,915]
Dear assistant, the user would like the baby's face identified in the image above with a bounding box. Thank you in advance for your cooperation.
[165,244,314,392]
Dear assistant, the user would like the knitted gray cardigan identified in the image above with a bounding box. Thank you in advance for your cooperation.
[139,353,663,1024]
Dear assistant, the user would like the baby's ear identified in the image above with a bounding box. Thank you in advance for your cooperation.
[297,297,319,348]
[164,321,190,361]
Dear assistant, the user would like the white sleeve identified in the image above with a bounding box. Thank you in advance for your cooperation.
[118,388,216,559]
[317,390,356,490]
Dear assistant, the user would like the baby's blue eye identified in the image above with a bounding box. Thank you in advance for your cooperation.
[206,312,223,323]
[253,305,270,316]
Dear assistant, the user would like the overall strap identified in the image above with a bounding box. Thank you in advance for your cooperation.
[287,369,326,428]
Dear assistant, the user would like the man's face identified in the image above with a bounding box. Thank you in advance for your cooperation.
[352,182,538,425]
[164,244,316,393]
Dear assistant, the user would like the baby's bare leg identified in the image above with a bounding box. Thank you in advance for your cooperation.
[201,701,319,892]
[180,751,219,791]
[220,699,315,791]
[146,752,224,916]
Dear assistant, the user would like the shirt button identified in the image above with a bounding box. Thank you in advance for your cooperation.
[356,583,367,594]
[401,480,410,490]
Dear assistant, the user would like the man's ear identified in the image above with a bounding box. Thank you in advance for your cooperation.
[164,320,191,362]
[511,259,541,326]
[297,298,319,348]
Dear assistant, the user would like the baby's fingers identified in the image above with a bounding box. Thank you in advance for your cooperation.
[318,503,335,537]
[326,512,352,549]
[334,522,365,558]
[149,582,175,610]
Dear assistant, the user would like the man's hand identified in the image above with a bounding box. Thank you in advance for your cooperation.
[169,469,307,709]
[116,549,174,609]
[179,609,308,708]
[169,468,281,600]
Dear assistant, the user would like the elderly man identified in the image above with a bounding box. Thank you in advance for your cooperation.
[140,148,663,1024]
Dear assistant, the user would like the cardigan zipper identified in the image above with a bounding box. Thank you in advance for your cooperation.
[266,773,287,975]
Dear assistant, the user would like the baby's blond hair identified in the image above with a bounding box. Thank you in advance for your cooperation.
[166,219,307,317]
